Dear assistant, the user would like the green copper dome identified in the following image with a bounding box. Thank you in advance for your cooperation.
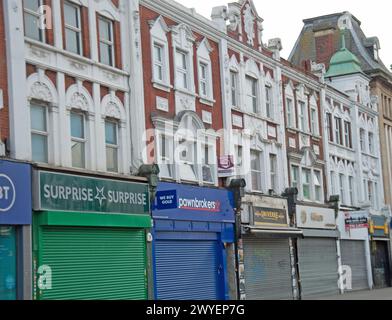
[325,31,363,78]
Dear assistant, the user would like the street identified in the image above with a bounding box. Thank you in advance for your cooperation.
[318,288,392,300]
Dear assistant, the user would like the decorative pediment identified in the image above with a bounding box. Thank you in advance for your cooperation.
[229,54,240,71]
[197,38,213,59]
[27,70,58,105]
[245,59,260,78]
[149,15,170,41]
[95,0,120,21]
[65,82,94,113]
[284,80,295,97]
[300,147,317,167]
[171,23,195,49]
[101,92,125,121]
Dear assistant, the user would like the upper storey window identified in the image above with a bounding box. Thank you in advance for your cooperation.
[98,16,115,67]
[23,0,46,42]
[64,1,83,55]
[176,50,190,90]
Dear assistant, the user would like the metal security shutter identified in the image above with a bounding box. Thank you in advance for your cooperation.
[243,237,293,300]
[39,226,147,300]
[340,240,368,291]
[298,238,339,298]
[154,240,223,300]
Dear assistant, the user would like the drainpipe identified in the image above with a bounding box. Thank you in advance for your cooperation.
[227,178,246,300]
[137,164,160,301]
[328,195,344,295]
[282,187,300,300]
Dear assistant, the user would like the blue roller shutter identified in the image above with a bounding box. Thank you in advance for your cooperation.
[154,240,224,300]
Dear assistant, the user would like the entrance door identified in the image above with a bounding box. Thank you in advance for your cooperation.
[37,226,148,300]
[154,240,224,300]
[297,238,339,299]
[340,240,368,291]
[373,241,391,288]
[0,226,16,300]
[242,237,293,300]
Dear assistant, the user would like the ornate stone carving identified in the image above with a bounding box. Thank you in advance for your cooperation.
[69,92,89,111]
[228,7,240,32]
[105,101,122,119]
[243,4,255,46]
[30,81,53,102]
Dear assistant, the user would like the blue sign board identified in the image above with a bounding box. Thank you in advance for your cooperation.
[153,182,235,223]
[0,160,32,225]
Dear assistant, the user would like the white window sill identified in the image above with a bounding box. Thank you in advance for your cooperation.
[199,96,215,107]
[174,87,197,97]
[152,81,173,93]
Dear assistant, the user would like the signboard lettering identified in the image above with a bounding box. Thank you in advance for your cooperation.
[35,171,149,215]
[253,207,288,227]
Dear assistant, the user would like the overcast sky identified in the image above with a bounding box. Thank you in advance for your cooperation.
[179,0,392,69]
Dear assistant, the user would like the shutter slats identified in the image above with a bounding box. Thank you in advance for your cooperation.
[340,240,369,291]
[243,237,293,300]
[154,240,222,300]
[39,226,147,300]
[298,238,339,298]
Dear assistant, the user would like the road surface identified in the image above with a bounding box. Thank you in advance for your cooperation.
[316,288,392,300]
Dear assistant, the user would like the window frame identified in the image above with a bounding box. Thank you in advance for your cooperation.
[246,75,259,114]
[265,85,273,119]
[70,110,87,169]
[298,100,307,132]
[175,49,190,91]
[30,102,49,163]
[23,0,46,42]
[98,15,115,67]
[63,0,83,55]
[230,70,239,108]
[105,119,119,173]
[250,149,263,192]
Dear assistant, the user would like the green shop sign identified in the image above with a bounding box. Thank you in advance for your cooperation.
[34,171,150,215]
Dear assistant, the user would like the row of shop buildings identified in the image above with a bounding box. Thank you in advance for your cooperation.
[0,0,392,300]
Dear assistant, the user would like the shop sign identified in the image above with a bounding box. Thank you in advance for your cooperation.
[344,211,368,230]
[153,182,235,223]
[369,215,389,237]
[218,156,235,178]
[253,207,288,227]
[296,205,336,230]
[0,160,32,225]
[34,171,149,215]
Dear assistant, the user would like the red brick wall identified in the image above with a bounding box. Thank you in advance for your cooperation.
[140,6,224,136]
[315,33,335,70]
[0,0,9,144]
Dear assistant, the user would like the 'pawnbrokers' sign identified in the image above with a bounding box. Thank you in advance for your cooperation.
[34,171,149,215]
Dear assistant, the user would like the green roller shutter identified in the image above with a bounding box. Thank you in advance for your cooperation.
[37,226,147,300]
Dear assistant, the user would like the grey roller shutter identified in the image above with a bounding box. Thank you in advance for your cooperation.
[298,238,339,299]
[243,237,293,300]
[340,240,369,291]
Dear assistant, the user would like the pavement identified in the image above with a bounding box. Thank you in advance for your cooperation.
[315,288,392,300]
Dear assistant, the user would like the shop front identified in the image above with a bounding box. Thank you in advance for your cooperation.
[369,215,391,289]
[152,182,235,300]
[32,170,151,300]
[296,205,340,299]
[337,210,372,292]
[239,194,302,300]
[0,160,32,300]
